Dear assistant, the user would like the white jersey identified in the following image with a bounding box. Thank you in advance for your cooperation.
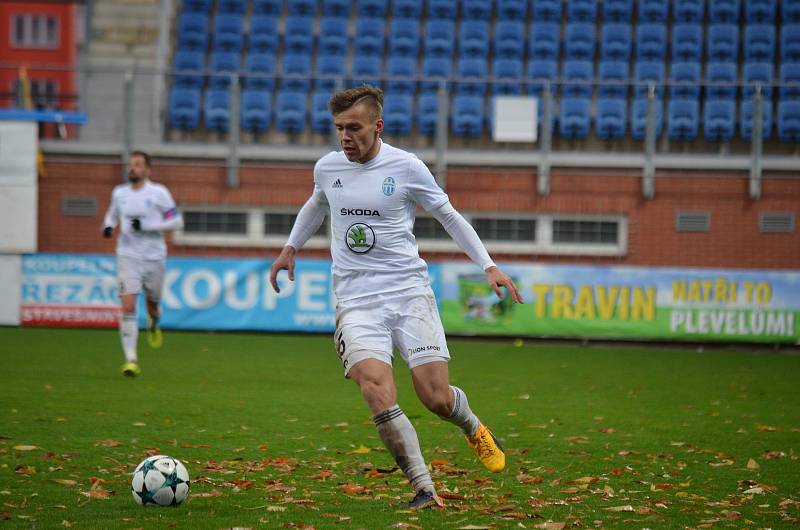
[308,142,449,302]
[103,180,179,261]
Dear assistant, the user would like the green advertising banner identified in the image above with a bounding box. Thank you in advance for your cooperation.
[439,264,800,344]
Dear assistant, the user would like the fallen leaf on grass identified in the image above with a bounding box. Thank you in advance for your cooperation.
[756,424,781,432]
[457,526,492,530]
[192,489,222,498]
[603,505,634,512]
[568,476,599,486]
[763,451,786,459]
[747,458,760,470]
[534,522,566,530]
[391,523,423,529]
[308,470,333,480]
[14,466,35,475]
[266,505,286,512]
[351,444,371,454]
[93,439,121,447]
[338,483,371,496]
[566,436,590,444]
[12,445,38,451]
[439,492,466,500]
[50,479,78,488]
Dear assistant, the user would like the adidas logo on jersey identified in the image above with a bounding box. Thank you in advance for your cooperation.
[332,179,343,188]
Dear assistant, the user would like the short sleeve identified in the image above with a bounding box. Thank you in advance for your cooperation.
[406,157,449,212]
[311,160,329,207]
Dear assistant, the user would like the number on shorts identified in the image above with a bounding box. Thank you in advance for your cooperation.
[335,330,346,359]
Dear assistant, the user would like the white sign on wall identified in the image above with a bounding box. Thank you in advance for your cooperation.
[0,121,38,253]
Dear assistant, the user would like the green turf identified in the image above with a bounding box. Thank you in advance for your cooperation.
[0,327,798,529]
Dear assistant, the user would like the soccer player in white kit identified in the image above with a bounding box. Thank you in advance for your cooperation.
[102,151,183,377]
[269,86,524,510]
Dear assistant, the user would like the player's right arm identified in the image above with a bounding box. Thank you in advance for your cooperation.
[102,188,120,238]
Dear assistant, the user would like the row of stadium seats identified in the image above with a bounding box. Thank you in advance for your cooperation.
[181,0,800,25]
[176,12,800,64]
[167,85,800,143]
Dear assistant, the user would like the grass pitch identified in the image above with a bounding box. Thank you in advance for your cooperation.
[1,327,798,529]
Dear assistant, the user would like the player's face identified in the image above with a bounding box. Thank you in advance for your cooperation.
[127,155,150,183]
[334,103,384,164]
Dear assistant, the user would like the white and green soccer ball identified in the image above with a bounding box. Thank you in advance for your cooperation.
[131,455,190,507]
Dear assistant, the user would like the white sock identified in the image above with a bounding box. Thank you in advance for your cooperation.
[374,405,435,494]
[120,314,138,363]
[441,386,481,436]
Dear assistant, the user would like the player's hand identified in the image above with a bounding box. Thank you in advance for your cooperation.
[102,226,113,239]
[269,246,297,293]
[131,218,142,231]
[485,266,524,303]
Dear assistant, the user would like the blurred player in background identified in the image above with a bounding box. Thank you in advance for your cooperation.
[102,150,183,377]
[270,86,524,510]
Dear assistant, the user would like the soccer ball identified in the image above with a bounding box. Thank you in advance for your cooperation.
[131,455,190,507]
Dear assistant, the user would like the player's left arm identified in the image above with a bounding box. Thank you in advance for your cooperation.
[430,202,524,303]
[138,187,184,232]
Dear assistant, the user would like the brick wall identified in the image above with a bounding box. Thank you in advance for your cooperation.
[39,155,800,269]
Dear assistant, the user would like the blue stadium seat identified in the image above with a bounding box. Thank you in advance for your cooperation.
[703,99,735,141]
[383,95,414,135]
[243,53,276,91]
[212,14,244,52]
[218,0,246,14]
[672,24,703,62]
[275,91,307,134]
[636,23,667,60]
[667,99,699,140]
[315,54,346,91]
[603,0,633,21]
[598,60,629,98]
[421,57,452,92]
[417,93,439,135]
[319,17,348,56]
[209,51,240,88]
[498,0,527,19]
[705,61,737,99]
[526,58,558,95]
[777,100,800,141]
[204,88,230,132]
[459,20,490,58]
[452,95,484,136]
[425,20,455,57]
[709,0,739,22]
[385,56,417,93]
[563,60,594,97]
[669,61,701,99]
[745,0,776,23]
[595,97,627,139]
[462,0,492,19]
[181,0,212,13]
[634,60,665,98]
[565,22,596,60]
[455,57,488,95]
[740,99,772,139]
[177,13,208,51]
[280,54,312,92]
[533,0,562,20]
[494,21,525,59]
[567,0,597,21]
[253,0,281,14]
[321,0,350,16]
[707,23,739,61]
[350,55,382,87]
[173,50,205,88]
[784,0,800,22]
[389,18,420,57]
[248,15,278,54]
[168,87,201,130]
[354,18,385,56]
[241,89,271,133]
[357,0,388,17]
[428,0,457,18]
[631,98,663,139]
[311,90,333,133]
[600,23,632,61]
[743,61,774,99]
[674,0,704,22]
[394,0,423,17]
[529,22,560,60]
[744,24,776,62]
[287,0,317,16]
[559,97,591,139]
[284,16,314,55]
[491,58,523,94]
[781,24,800,61]
[779,61,800,100]
[638,0,668,22]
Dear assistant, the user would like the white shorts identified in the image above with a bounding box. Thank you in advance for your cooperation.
[334,287,451,377]
[117,256,165,302]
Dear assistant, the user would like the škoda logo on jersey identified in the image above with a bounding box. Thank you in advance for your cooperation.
[345,223,375,254]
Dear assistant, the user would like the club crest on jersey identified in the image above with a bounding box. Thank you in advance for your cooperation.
[382,177,396,196]
[345,223,376,254]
